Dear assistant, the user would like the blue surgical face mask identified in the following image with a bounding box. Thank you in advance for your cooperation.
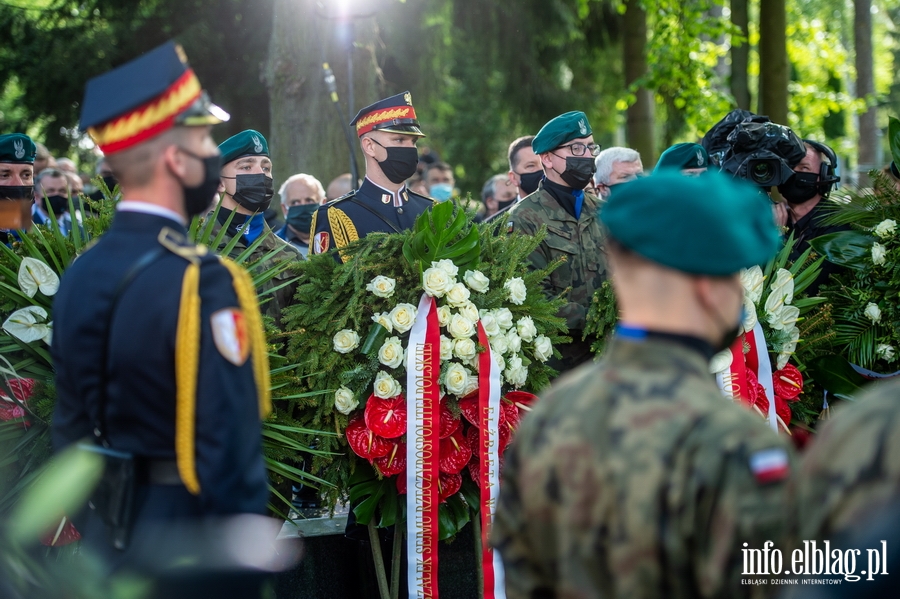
[429,183,453,202]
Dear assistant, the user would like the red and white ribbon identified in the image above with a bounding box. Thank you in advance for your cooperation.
[405,294,441,599]
[747,321,777,432]
[477,323,506,599]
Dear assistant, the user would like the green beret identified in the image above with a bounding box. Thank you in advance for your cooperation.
[601,171,780,276]
[0,133,36,164]
[654,142,708,172]
[218,129,268,166]
[532,111,593,154]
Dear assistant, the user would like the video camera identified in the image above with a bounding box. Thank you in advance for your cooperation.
[701,110,807,188]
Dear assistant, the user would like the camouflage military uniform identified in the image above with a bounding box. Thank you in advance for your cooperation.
[506,181,606,370]
[797,378,900,541]
[208,209,300,325]
[493,335,796,599]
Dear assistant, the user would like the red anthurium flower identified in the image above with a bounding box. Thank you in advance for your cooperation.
[439,430,472,474]
[458,392,479,427]
[345,416,392,459]
[0,378,35,423]
[41,517,81,547]
[364,394,407,439]
[499,419,512,452]
[8,378,35,402]
[505,391,537,417]
[500,400,520,430]
[438,472,462,502]
[775,396,792,428]
[396,472,407,495]
[467,458,480,488]
[440,399,461,439]
[374,441,406,477]
[773,364,803,401]
[465,425,480,454]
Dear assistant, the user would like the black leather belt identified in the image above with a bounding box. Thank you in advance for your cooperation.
[136,458,182,486]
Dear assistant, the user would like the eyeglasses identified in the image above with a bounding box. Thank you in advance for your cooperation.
[558,142,601,157]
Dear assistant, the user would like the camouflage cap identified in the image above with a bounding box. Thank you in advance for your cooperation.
[654,142,708,172]
[601,171,780,275]
[0,133,36,164]
[532,111,592,154]
[218,129,269,166]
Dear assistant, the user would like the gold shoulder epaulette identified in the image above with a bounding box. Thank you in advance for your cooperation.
[158,227,207,263]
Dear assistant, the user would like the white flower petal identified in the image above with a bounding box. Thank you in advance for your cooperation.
[3,306,50,343]
[18,257,59,298]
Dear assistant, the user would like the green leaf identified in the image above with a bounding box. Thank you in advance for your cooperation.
[402,200,481,273]
[809,231,876,270]
[805,354,867,397]
[890,116,900,167]
[438,494,471,540]
[361,323,389,355]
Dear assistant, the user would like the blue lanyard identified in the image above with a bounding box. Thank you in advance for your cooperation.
[573,189,584,219]
[615,324,647,341]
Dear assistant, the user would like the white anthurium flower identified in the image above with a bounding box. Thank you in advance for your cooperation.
[742,296,758,334]
[767,304,800,331]
[740,266,764,304]
[776,352,791,371]
[864,302,882,323]
[872,242,887,266]
[877,344,897,362]
[18,257,60,298]
[709,349,733,374]
[3,306,52,343]
[874,219,897,239]
[764,268,794,314]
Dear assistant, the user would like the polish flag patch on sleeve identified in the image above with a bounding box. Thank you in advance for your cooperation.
[313,231,330,254]
[211,308,250,366]
[749,447,790,484]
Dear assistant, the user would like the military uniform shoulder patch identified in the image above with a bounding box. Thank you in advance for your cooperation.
[211,307,250,366]
[313,231,330,254]
[328,190,357,205]
[158,227,207,262]
[749,447,789,484]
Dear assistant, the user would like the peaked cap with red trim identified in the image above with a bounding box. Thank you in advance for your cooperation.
[350,91,425,138]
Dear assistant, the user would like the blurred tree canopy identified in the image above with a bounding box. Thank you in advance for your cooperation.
[0,0,897,193]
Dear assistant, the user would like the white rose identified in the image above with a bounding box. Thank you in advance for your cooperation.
[437,305,452,327]
[366,275,396,298]
[495,307,514,330]
[874,219,897,239]
[371,312,393,333]
[506,330,522,354]
[448,313,475,339]
[443,362,470,396]
[767,304,800,331]
[742,297,758,334]
[877,343,897,362]
[378,336,405,368]
[373,371,402,399]
[516,316,537,342]
[423,267,453,297]
[389,303,418,334]
[440,335,453,361]
[333,329,360,354]
[505,353,528,387]
[494,352,506,372]
[453,337,478,361]
[445,282,471,308]
[480,311,501,337]
[709,348,733,374]
[334,387,358,415]
[872,242,887,266]
[463,375,479,397]
[865,302,882,323]
[740,265,764,304]
[459,301,480,324]
[463,270,490,293]
[534,335,553,362]
[490,334,509,356]
[504,277,527,305]
[433,259,459,278]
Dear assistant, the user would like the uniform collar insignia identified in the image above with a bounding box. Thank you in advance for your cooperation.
[381,193,391,204]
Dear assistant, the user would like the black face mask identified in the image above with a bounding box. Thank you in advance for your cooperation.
[223,173,274,213]
[497,198,515,211]
[517,170,543,196]
[177,148,223,218]
[0,185,33,201]
[555,156,596,190]
[777,171,820,205]
[286,204,318,232]
[370,139,419,184]
[101,175,118,193]
[45,195,69,216]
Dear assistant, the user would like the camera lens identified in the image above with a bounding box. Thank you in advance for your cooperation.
[751,161,773,184]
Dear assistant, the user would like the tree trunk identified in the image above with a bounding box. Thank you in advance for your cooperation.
[264,0,377,186]
[758,0,788,125]
[855,0,876,186]
[730,0,751,110]
[623,0,655,165]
